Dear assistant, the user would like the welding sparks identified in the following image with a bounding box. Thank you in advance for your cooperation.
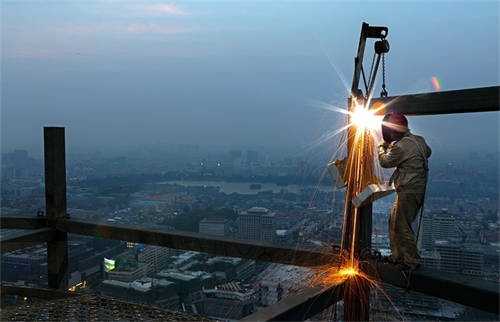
[311,259,405,321]
[311,97,383,264]
[311,256,366,287]
[339,266,358,277]
[431,76,441,90]
[312,263,361,286]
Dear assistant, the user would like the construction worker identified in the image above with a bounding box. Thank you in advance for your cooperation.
[378,112,431,270]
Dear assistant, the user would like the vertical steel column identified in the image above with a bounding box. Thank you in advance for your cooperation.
[44,127,69,290]
[343,22,387,321]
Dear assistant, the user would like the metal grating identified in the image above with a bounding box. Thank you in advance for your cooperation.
[1,295,212,321]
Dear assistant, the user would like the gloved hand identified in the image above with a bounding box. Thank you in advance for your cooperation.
[378,141,390,154]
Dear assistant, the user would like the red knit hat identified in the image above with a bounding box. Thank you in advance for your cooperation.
[383,112,408,132]
[381,112,408,142]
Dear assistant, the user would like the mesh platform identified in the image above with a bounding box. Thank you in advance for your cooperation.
[1,295,211,321]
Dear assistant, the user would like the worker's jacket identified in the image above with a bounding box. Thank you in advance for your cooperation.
[378,131,432,193]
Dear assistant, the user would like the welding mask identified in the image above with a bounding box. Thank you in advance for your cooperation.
[381,113,408,142]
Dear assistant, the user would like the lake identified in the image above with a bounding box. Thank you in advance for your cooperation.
[157,180,335,195]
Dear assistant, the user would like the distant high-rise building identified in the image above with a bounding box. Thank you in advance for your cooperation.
[199,217,229,237]
[432,210,458,241]
[420,250,441,270]
[418,210,458,251]
[1,246,46,283]
[434,240,484,276]
[136,245,172,275]
[418,214,434,250]
[106,262,149,282]
[98,278,179,310]
[238,207,275,242]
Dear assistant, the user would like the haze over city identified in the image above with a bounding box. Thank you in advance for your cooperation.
[1,1,499,321]
[2,1,498,154]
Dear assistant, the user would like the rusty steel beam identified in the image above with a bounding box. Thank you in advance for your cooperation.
[361,261,499,314]
[44,127,69,291]
[0,228,55,254]
[56,218,339,267]
[1,216,47,230]
[1,283,80,300]
[370,86,499,116]
[241,284,344,321]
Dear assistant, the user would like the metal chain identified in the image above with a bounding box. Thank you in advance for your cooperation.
[381,53,388,97]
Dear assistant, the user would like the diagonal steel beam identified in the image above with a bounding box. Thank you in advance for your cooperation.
[361,261,499,314]
[1,283,81,300]
[1,228,56,254]
[370,86,499,115]
[1,216,47,229]
[56,218,339,267]
[241,283,344,321]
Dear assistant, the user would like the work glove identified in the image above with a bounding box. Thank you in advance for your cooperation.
[378,141,390,154]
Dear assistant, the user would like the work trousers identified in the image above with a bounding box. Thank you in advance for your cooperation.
[389,192,424,268]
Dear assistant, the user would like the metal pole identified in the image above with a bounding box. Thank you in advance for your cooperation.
[44,127,69,290]
[343,22,386,321]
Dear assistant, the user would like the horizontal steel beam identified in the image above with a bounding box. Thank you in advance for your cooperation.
[361,261,499,314]
[1,283,80,300]
[1,228,56,254]
[1,216,47,229]
[370,86,499,116]
[241,283,344,321]
[56,218,339,267]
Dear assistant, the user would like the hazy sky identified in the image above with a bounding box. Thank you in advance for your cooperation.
[2,1,499,154]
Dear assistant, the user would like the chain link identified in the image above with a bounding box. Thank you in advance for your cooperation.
[381,53,388,97]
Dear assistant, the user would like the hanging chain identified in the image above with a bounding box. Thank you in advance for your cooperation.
[381,52,388,97]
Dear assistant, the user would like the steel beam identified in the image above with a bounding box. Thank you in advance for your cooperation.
[1,283,80,300]
[44,127,69,291]
[1,216,47,230]
[241,284,344,321]
[344,21,386,321]
[370,86,499,115]
[56,218,339,267]
[343,204,372,321]
[0,228,55,254]
[361,261,500,314]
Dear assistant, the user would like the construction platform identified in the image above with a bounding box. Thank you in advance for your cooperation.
[1,294,210,322]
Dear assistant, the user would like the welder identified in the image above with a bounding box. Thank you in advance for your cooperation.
[378,112,431,270]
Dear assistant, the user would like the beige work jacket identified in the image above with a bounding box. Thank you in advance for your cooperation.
[378,131,432,193]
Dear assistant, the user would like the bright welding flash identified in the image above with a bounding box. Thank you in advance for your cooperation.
[351,104,382,132]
